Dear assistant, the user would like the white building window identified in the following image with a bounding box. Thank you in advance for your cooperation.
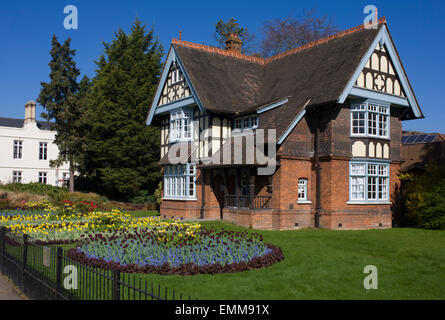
[38,172,47,184]
[233,115,258,130]
[12,171,22,183]
[298,178,308,202]
[350,162,389,202]
[13,140,23,159]
[164,164,196,199]
[170,109,193,142]
[63,173,70,188]
[351,103,389,138]
[39,142,48,160]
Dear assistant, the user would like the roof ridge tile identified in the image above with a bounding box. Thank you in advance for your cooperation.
[172,17,386,65]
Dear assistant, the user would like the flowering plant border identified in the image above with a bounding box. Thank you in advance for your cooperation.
[66,244,284,276]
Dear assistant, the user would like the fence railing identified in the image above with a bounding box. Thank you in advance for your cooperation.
[0,227,194,300]
[224,195,272,210]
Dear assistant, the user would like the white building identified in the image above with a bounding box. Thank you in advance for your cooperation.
[0,101,70,186]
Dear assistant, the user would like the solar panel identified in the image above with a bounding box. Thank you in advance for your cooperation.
[401,136,409,143]
[425,135,436,143]
[414,135,428,143]
[404,135,417,143]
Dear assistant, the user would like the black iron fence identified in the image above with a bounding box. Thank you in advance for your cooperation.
[0,227,194,300]
[225,195,272,210]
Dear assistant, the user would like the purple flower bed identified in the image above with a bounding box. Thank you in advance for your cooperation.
[67,228,284,275]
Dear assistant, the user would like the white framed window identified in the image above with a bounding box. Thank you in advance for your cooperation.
[351,102,389,139]
[39,142,48,160]
[171,62,182,84]
[297,178,308,202]
[13,140,23,159]
[163,163,196,199]
[170,109,193,142]
[12,171,22,183]
[350,161,389,202]
[38,172,47,184]
[233,115,258,130]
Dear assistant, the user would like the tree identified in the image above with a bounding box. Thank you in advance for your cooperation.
[215,18,255,54]
[260,9,338,58]
[82,19,163,201]
[37,35,83,192]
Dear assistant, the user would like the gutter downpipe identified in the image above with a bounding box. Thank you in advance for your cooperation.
[312,106,322,228]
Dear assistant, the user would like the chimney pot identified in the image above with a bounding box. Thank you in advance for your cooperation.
[225,33,242,53]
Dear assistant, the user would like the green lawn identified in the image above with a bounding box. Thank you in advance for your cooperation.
[131,221,445,300]
[4,220,445,300]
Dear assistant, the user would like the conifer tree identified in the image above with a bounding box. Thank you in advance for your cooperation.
[83,20,163,200]
[37,35,83,192]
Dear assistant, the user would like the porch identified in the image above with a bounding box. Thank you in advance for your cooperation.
[224,194,272,209]
[206,166,274,213]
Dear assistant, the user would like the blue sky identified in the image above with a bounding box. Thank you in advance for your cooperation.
[0,0,444,133]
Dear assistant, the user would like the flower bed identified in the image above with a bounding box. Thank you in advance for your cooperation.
[67,228,284,275]
[1,200,284,275]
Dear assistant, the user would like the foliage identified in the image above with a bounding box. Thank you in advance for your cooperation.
[81,19,163,201]
[37,35,88,192]
[402,163,445,229]
[130,190,156,204]
[260,9,338,58]
[214,18,255,54]
[154,181,162,206]
[0,183,67,196]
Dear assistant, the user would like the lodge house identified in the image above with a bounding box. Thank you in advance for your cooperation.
[146,18,423,230]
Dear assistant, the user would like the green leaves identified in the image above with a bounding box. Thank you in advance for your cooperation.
[37,35,86,192]
[81,19,163,200]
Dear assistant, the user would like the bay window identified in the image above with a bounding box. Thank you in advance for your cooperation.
[350,161,389,202]
[351,102,389,138]
[164,163,196,199]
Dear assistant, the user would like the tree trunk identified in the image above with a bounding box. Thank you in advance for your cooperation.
[69,159,75,193]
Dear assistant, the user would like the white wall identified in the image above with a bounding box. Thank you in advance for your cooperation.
[0,122,70,186]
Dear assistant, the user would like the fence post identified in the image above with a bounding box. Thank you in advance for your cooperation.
[0,227,5,273]
[21,234,28,292]
[112,270,121,300]
[56,247,63,300]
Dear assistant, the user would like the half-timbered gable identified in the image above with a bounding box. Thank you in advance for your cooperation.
[355,43,406,97]
[158,60,191,106]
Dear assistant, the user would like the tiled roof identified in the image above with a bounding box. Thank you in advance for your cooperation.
[172,20,384,138]
[0,117,53,130]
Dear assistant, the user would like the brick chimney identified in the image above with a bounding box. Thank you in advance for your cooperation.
[24,100,36,124]
[225,33,242,53]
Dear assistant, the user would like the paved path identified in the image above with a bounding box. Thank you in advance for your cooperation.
[0,274,26,300]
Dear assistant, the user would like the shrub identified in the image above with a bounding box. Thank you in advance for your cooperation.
[0,189,45,207]
[154,181,162,206]
[417,179,445,229]
[402,163,445,229]
[0,182,67,196]
[130,190,156,204]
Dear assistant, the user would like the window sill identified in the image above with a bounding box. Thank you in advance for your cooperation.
[162,197,197,202]
[297,200,312,204]
[168,138,194,144]
[347,201,392,205]
[350,136,390,141]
